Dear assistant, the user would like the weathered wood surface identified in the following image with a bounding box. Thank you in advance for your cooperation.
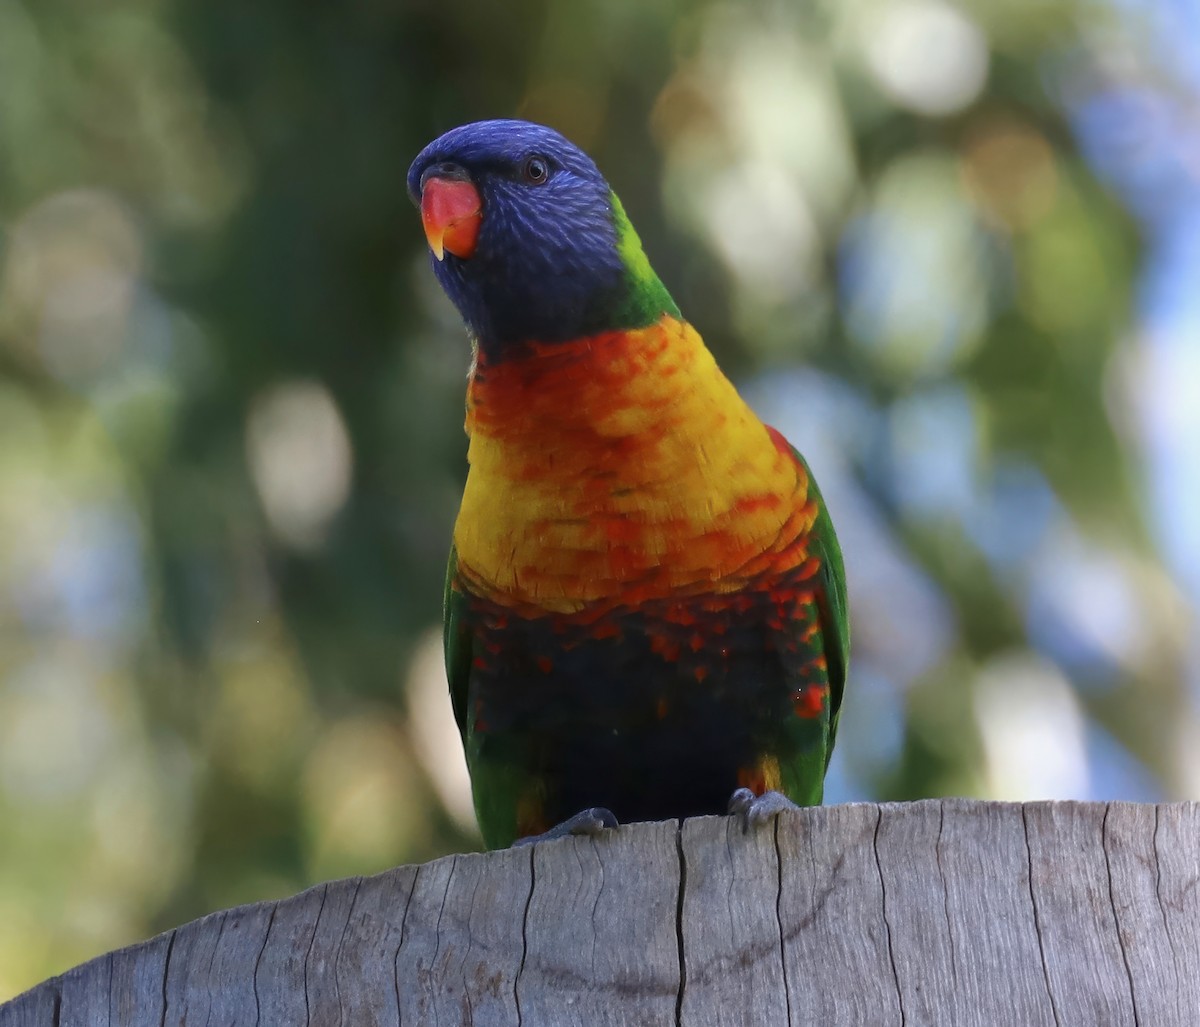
[3,799,1199,1026]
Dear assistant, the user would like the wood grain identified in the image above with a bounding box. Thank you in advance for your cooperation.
[3,800,1198,1027]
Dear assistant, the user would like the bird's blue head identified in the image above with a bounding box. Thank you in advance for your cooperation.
[406,119,677,357]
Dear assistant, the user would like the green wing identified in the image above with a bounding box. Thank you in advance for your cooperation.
[791,446,849,757]
[443,543,471,743]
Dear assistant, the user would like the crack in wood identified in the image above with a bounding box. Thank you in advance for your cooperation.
[158,928,175,1027]
[201,912,228,1027]
[873,807,907,1027]
[674,821,686,1027]
[393,864,420,1027]
[104,952,113,1026]
[333,878,364,1027]
[429,856,455,1027]
[1022,806,1062,1027]
[587,836,603,984]
[933,800,959,990]
[251,904,277,1027]
[455,865,483,1024]
[1102,804,1142,1027]
[514,846,533,1027]
[1151,804,1184,1023]
[301,885,329,1027]
[772,816,793,1027]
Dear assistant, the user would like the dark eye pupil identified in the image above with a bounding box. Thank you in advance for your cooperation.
[525,157,548,183]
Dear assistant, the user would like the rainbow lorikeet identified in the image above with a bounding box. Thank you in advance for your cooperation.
[407,120,848,849]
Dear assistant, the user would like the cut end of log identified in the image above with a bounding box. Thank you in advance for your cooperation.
[3,800,1198,1027]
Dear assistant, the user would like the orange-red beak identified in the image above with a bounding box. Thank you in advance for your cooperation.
[420,177,483,261]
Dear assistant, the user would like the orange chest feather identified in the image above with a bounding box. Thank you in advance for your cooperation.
[454,316,817,612]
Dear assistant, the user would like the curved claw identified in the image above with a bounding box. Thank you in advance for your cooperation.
[728,788,800,833]
[513,807,620,846]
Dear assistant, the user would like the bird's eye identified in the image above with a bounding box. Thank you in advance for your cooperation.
[522,156,549,185]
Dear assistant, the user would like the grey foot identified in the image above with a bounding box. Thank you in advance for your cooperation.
[728,788,800,833]
[513,807,619,846]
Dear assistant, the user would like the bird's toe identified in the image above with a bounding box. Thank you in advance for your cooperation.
[727,788,800,833]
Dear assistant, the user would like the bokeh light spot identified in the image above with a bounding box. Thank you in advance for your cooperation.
[246,380,354,550]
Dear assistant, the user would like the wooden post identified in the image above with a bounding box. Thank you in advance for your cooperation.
[3,799,1198,1026]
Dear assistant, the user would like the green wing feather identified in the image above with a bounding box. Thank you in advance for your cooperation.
[791,445,849,759]
[443,543,471,743]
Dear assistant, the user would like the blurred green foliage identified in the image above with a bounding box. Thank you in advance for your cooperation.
[1,0,1191,1001]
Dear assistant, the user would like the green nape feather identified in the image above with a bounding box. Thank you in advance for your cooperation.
[609,192,680,331]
